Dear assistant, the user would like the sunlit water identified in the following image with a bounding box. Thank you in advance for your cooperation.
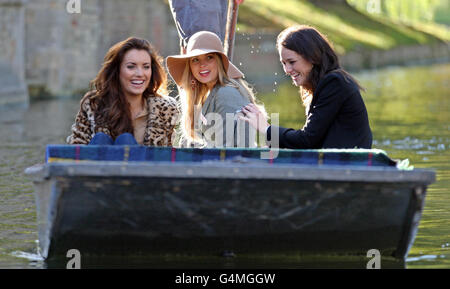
[0,63,448,268]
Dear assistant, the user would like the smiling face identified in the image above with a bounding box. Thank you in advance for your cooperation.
[189,53,219,89]
[119,49,152,99]
[279,46,313,87]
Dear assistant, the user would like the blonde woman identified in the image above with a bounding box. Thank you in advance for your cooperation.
[166,31,265,148]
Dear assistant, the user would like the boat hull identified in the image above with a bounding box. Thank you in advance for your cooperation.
[28,161,433,261]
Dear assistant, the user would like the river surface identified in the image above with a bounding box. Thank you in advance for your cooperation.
[0,63,449,269]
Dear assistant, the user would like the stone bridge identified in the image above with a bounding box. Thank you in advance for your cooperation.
[1,0,29,112]
[0,0,179,105]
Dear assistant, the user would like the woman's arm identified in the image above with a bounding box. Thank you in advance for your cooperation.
[149,96,180,147]
[214,86,253,147]
[241,73,347,149]
[66,101,93,145]
[163,97,181,147]
[270,75,346,148]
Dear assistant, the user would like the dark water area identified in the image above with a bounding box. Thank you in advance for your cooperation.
[0,63,448,269]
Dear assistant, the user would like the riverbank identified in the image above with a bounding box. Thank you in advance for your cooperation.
[238,0,450,54]
[0,0,448,103]
[233,0,449,87]
[232,32,449,90]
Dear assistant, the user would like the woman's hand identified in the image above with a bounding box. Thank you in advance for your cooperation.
[238,103,270,134]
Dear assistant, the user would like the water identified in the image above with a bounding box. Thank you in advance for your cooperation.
[355,64,450,269]
[0,63,449,268]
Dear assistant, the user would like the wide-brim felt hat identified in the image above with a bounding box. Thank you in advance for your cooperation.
[166,31,244,87]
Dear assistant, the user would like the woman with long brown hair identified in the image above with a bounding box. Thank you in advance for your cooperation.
[67,37,179,146]
[240,25,372,149]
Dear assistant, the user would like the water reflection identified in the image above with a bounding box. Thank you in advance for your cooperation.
[0,63,449,268]
[10,252,405,269]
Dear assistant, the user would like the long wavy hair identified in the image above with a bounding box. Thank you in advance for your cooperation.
[179,53,265,141]
[277,25,363,112]
[81,37,167,139]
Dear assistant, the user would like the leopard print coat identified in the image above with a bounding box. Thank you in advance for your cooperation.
[67,92,180,146]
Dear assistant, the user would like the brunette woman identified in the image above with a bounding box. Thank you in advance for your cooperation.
[67,37,179,146]
[240,25,372,149]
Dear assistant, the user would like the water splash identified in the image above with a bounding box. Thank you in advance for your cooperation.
[406,254,438,262]
[377,136,448,153]
[11,250,44,261]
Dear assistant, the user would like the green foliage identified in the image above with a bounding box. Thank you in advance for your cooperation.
[347,0,449,24]
[434,1,450,25]
[346,0,450,41]
[237,0,449,54]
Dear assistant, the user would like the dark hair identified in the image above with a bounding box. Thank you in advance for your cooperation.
[82,37,167,139]
[277,25,363,108]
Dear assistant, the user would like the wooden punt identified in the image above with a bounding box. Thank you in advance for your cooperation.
[25,146,435,262]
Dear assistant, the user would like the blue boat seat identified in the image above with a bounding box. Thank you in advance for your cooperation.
[45,145,397,167]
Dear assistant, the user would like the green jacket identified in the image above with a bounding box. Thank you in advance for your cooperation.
[199,81,256,148]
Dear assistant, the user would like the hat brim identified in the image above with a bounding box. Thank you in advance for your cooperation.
[166,49,244,87]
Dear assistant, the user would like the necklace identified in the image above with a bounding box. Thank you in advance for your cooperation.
[132,105,145,119]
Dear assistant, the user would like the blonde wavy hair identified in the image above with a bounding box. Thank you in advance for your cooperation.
[178,53,266,142]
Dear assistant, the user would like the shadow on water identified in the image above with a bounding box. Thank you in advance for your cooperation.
[41,254,405,269]
[8,248,407,269]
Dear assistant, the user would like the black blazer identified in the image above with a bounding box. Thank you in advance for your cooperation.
[267,72,372,149]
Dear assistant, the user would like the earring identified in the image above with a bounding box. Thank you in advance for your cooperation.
[191,79,197,91]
